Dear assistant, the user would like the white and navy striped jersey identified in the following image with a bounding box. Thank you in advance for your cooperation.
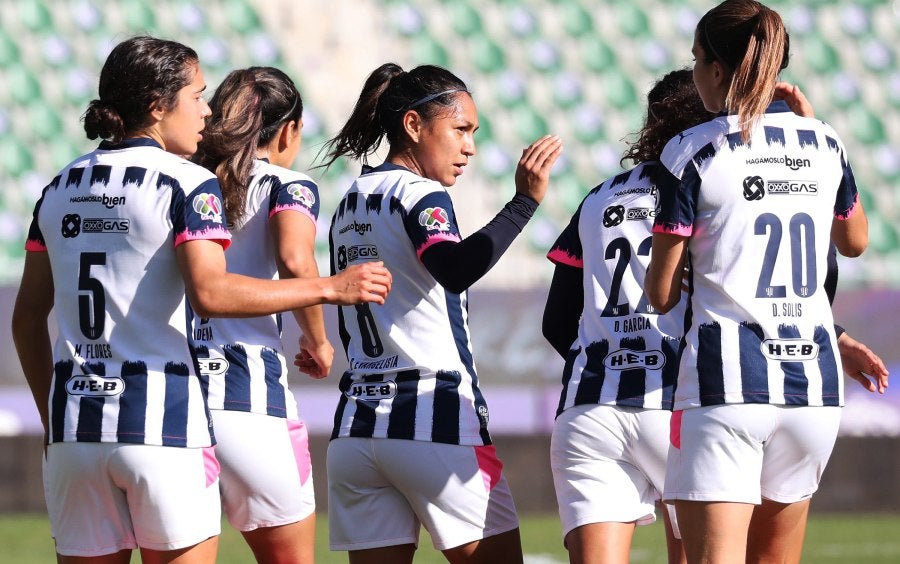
[548,162,683,415]
[329,163,492,446]
[653,101,861,410]
[25,138,231,447]
[193,159,320,419]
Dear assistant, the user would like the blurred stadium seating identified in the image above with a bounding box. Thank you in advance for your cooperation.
[0,0,896,287]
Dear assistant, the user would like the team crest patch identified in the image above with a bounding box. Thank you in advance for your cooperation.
[418,207,450,232]
[192,193,223,223]
[288,184,315,207]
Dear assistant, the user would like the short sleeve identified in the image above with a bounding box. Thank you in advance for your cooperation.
[171,177,232,249]
[268,177,320,226]
[547,204,584,268]
[404,190,462,259]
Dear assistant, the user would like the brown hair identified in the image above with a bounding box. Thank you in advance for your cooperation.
[193,67,303,223]
[696,0,789,142]
[321,63,469,169]
[83,36,199,143]
[621,69,710,166]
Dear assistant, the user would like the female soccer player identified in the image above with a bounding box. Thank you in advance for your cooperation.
[543,69,706,564]
[11,37,390,564]
[192,67,327,564]
[645,1,870,561]
[321,62,561,563]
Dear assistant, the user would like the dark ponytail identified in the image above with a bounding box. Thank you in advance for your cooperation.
[621,69,710,166]
[322,63,468,169]
[697,0,789,142]
[193,67,303,223]
[83,36,198,143]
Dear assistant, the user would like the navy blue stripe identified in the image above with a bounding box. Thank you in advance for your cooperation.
[573,340,608,406]
[117,361,148,443]
[778,324,809,405]
[65,167,84,188]
[261,348,286,417]
[331,372,352,440]
[797,129,819,149]
[432,370,462,444]
[387,370,421,439]
[556,346,581,417]
[122,166,147,186]
[75,362,106,442]
[50,361,73,442]
[90,165,112,187]
[616,336,647,407]
[739,322,770,403]
[444,292,491,443]
[764,126,786,146]
[346,374,384,437]
[815,326,841,406]
[222,344,252,412]
[697,322,726,405]
[162,362,190,447]
[660,337,679,410]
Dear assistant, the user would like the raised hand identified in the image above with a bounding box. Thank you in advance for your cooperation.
[515,135,563,204]
[774,82,815,118]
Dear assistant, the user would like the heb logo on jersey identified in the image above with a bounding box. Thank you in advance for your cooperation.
[761,339,819,361]
[603,349,666,371]
[418,207,450,232]
[192,193,223,223]
[66,375,125,396]
[347,379,397,401]
[767,180,818,195]
[197,357,229,376]
[287,184,315,207]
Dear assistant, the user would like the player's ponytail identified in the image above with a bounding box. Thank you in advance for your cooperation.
[322,63,468,169]
[194,67,303,224]
[697,0,789,142]
[83,36,198,143]
[621,69,709,166]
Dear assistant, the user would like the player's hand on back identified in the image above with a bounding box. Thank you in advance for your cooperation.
[330,261,392,305]
[514,135,563,204]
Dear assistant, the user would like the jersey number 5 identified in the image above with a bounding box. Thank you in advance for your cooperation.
[78,252,106,340]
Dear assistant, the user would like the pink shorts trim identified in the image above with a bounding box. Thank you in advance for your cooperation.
[288,419,312,485]
[670,410,683,450]
[474,445,503,492]
[203,446,220,487]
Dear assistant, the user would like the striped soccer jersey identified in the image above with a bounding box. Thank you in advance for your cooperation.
[329,163,492,446]
[653,100,860,410]
[25,138,231,447]
[193,159,320,419]
[548,162,683,415]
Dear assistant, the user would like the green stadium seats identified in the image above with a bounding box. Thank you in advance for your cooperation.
[802,35,841,74]
[506,5,538,39]
[493,70,527,108]
[28,104,63,142]
[18,0,53,32]
[477,142,514,179]
[512,106,549,143]
[390,3,425,37]
[0,137,34,178]
[561,3,594,38]
[40,34,74,67]
[411,35,450,67]
[122,0,156,30]
[224,0,261,34]
[71,0,103,33]
[860,39,894,73]
[449,2,482,38]
[528,39,562,73]
[7,65,42,106]
[847,106,886,145]
[469,35,506,74]
[604,70,638,110]
[581,36,617,74]
[617,4,651,38]
[0,31,20,66]
[570,104,606,144]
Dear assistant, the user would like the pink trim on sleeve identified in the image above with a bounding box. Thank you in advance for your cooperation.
[547,249,583,268]
[652,224,693,237]
[174,226,232,251]
[834,193,859,221]
[415,233,462,259]
[269,204,317,227]
[474,444,504,492]
[25,240,47,252]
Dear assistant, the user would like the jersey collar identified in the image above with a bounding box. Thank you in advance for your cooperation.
[362,162,412,175]
[98,137,163,151]
[717,99,792,118]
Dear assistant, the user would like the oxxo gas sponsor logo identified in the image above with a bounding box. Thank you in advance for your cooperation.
[197,357,229,376]
[626,207,656,220]
[760,339,819,361]
[66,375,125,396]
[83,218,130,234]
[766,180,818,195]
[745,155,812,170]
[347,379,397,400]
[337,244,380,270]
[603,349,666,371]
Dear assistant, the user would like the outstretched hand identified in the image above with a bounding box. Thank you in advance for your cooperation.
[515,135,563,204]
[838,332,889,394]
[774,82,815,118]
[330,261,392,306]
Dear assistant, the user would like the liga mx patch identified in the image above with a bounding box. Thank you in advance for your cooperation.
[418,207,450,232]
[288,184,316,207]
[192,193,224,223]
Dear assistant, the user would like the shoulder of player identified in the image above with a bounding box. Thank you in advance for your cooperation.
[583,162,657,206]
[660,118,728,174]
[253,160,318,187]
